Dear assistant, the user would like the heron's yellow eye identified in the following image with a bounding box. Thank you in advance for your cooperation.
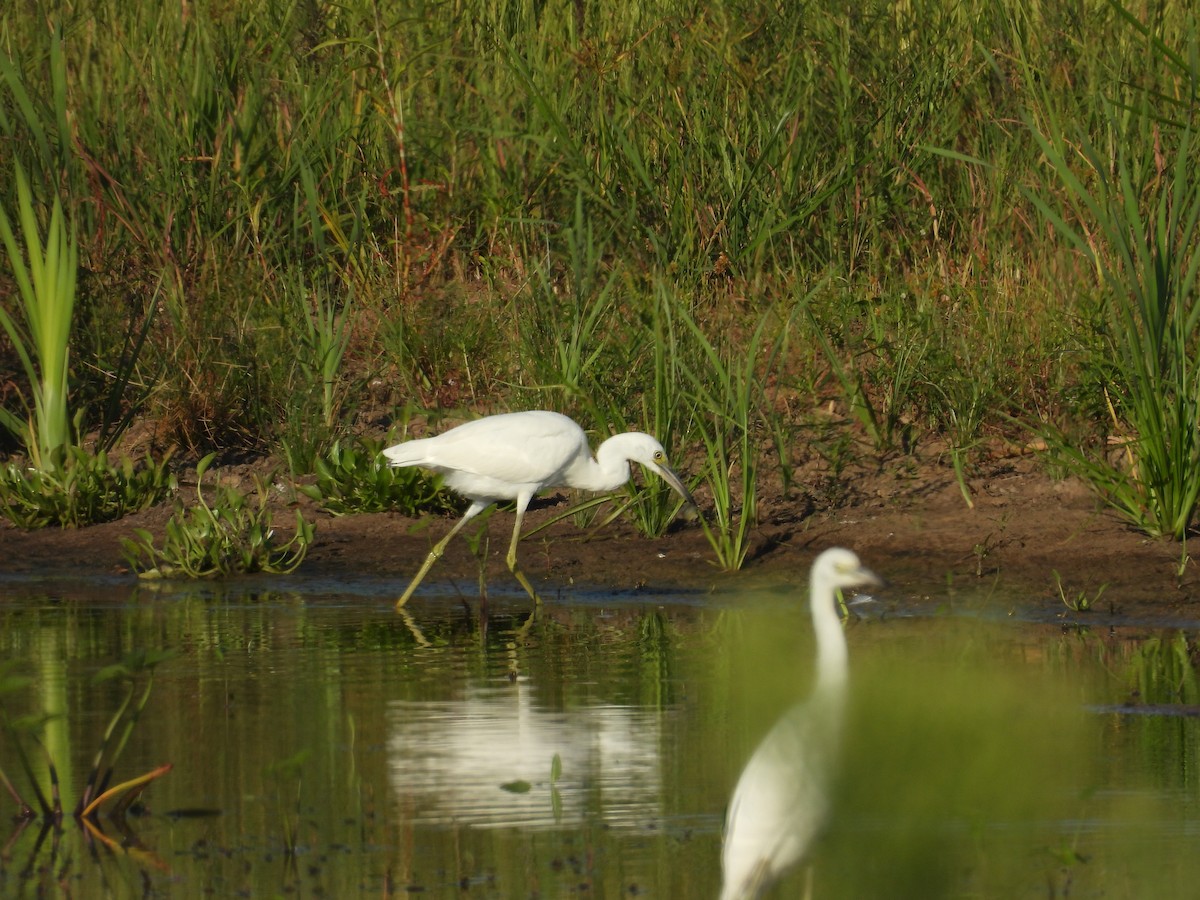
[654,451,665,462]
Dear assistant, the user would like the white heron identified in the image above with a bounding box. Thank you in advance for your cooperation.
[382,410,696,608]
[719,547,881,900]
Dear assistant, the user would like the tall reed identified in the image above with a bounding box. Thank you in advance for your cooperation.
[681,303,786,572]
[0,164,77,464]
[571,283,695,540]
[1018,26,1200,539]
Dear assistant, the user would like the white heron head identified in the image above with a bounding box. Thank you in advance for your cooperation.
[811,548,882,594]
[598,432,696,511]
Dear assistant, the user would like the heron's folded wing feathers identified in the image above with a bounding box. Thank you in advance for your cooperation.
[385,414,588,488]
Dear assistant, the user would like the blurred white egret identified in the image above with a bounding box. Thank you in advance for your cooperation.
[383,410,696,608]
[719,547,881,900]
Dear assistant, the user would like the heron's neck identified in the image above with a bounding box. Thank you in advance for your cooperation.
[812,586,849,700]
[574,435,635,493]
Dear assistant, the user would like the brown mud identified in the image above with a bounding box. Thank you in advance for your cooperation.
[3,446,1199,624]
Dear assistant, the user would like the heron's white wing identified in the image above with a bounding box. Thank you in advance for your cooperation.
[386,412,590,488]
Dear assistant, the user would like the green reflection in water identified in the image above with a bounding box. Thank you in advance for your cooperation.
[0,581,1196,898]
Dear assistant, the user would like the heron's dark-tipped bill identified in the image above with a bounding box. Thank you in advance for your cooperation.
[654,462,699,521]
[856,565,885,591]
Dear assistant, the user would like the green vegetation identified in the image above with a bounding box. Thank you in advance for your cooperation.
[122,454,315,578]
[1053,569,1110,613]
[0,163,76,465]
[684,306,782,570]
[1,1,1199,561]
[0,445,174,528]
[298,434,454,516]
[1021,71,1200,538]
[0,650,174,823]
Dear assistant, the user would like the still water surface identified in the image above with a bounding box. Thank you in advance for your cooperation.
[1,573,1198,898]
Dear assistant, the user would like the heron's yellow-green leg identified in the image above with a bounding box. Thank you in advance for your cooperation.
[505,506,542,604]
[395,504,484,609]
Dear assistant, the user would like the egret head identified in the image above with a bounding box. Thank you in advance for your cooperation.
[602,432,697,515]
[812,548,883,593]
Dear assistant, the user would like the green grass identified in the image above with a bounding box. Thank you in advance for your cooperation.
[682,301,784,570]
[1013,11,1200,538]
[1,1,1198,547]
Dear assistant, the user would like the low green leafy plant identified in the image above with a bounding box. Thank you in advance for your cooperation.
[1052,570,1109,613]
[122,454,315,578]
[297,435,454,516]
[0,446,175,528]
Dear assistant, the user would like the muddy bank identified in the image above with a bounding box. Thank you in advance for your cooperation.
[2,449,1198,622]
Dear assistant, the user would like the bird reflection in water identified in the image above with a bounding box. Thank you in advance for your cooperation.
[388,681,662,829]
[720,548,882,900]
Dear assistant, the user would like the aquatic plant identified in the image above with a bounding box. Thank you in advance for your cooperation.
[122,454,315,578]
[1052,570,1109,613]
[296,434,453,516]
[0,445,175,528]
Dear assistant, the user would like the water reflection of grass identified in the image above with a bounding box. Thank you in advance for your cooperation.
[0,650,175,822]
[0,650,177,891]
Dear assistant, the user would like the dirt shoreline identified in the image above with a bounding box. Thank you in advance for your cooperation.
[2,448,1198,622]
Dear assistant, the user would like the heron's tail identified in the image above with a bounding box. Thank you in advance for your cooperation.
[381,440,427,468]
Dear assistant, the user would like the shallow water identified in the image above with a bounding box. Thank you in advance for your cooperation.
[0,574,1198,898]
